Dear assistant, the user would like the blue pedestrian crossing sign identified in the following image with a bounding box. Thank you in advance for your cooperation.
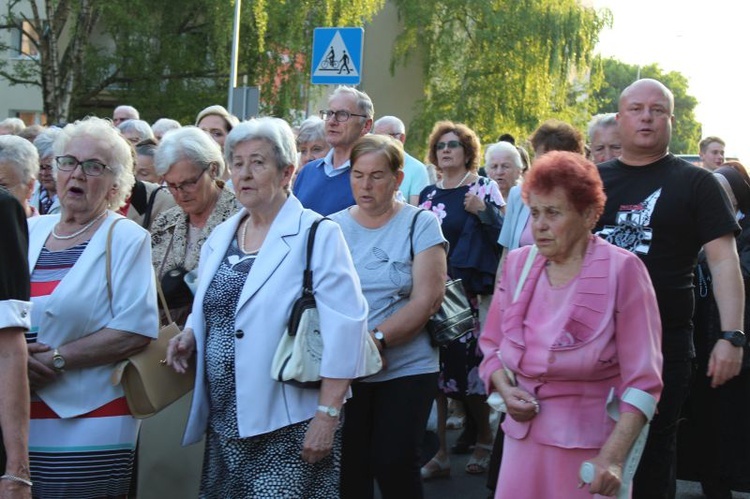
[311,27,364,85]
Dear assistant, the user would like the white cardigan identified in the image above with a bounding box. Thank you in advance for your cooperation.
[27,213,159,418]
[182,195,369,444]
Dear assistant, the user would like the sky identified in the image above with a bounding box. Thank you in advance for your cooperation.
[589,0,747,161]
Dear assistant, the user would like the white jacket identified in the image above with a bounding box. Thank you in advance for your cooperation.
[27,213,159,418]
[182,195,369,444]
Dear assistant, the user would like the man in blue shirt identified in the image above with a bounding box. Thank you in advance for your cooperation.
[373,116,429,206]
[293,86,373,215]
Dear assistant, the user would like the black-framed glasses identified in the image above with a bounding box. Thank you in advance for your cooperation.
[436,140,463,151]
[319,109,368,123]
[55,155,111,176]
[165,169,207,194]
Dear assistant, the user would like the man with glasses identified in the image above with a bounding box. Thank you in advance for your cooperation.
[373,116,429,206]
[293,86,373,215]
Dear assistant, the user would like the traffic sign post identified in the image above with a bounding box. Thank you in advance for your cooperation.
[311,27,364,85]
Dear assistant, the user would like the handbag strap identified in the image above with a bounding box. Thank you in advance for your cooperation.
[142,185,166,229]
[408,209,425,261]
[512,245,538,303]
[105,217,127,317]
[303,218,328,295]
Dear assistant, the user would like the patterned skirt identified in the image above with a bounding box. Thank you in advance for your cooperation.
[201,419,341,499]
[29,397,139,498]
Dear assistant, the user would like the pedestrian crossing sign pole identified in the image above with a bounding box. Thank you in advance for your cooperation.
[311,27,364,85]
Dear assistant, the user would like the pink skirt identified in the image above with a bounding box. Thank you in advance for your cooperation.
[495,435,627,499]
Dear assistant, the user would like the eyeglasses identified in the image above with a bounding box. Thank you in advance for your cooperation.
[165,170,207,194]
[436,140,463,151]
[319,109,368,123]
[55,155,111,176]
[39,163,53,171]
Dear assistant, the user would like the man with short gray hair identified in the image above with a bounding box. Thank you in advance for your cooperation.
[293,86,373,215]
[373,116,429,205]
[112,105,139,127]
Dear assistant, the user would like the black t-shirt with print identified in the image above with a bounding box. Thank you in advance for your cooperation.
[595,154,739,360]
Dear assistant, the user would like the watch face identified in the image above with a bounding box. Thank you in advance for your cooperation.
[53,355,65,370]
[328,407,339,417]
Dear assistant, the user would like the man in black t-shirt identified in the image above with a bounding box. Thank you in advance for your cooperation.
[595,79,744,499]
[0,188,32,495]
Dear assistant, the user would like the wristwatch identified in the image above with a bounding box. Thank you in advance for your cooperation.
[372,328,387,350]
[721,330,747,347]
[52,348,66,372]
[317,405,340,418]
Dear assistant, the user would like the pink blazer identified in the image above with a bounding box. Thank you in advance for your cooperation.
[479,236,663,449]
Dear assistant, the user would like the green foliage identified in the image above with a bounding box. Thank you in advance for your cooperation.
[391,0,611,158]
[589,57,701,154]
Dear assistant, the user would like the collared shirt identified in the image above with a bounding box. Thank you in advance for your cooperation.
[322,148,351,177]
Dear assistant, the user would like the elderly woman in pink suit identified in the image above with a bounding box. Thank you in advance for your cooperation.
[479,151,663,498]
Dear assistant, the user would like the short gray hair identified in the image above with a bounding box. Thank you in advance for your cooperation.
[118,119,155,142]
[53,116,135,209]
[374,116,405,135]
[484,141,522,170]
[0,117,26,135]
[155,126,225,178]
[330,86,374,119]
[296,116,326,144]
[151,118,181,138]
[114,105,139,120]
[33,126,62,162]
[0,134,39,183]
[195,105,240,130]
[587,113,617,140]
[225,118,297,174]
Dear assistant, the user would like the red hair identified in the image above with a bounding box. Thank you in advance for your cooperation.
[522,151,606,219]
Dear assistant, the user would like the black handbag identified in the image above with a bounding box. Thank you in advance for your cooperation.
[409,210,475,346]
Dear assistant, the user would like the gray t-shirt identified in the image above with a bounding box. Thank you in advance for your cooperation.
[331,203,447,382]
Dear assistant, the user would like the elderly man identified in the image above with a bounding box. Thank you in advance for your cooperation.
[0,190,32,496]
[373,115,429,205]
[587,113,622,164]
[698,136,726,171]
[112,105,140,127]
[292,86,373,215]
[595,78,744,499]
[0,135,39,217]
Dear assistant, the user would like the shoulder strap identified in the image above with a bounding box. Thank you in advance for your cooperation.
[303,217,328,295]
[142,185,166,229]
[105,217,127,317]
[512,245,538,303]
[408,209,425,261]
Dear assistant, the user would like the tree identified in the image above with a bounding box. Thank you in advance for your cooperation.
[589,57,701,154]
[390,0,611,156]
[0,0,384,124]
[0,0,101,123]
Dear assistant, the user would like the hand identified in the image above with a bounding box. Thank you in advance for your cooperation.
[166,328,196,374]
[301,413,338,464]
[707,339,742,387]
[579,454,623,497]
[463,192,486,215]
[0,480,32,499]
[27,343,58,391]
[500,386,539,422]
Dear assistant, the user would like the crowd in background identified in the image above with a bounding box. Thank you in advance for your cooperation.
[0,78,747,499]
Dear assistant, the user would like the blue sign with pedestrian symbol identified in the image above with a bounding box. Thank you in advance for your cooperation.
[311,27,364,85]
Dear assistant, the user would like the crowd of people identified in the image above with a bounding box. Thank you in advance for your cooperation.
[0,77,747,499]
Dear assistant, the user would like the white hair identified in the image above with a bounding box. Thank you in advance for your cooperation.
[118,119,155,142]
[484,141,522,170]
[225,118,297,173]
[155,126,225,178]
[151,118,182,138]
[53,116,135,209]
[0,134,39,183]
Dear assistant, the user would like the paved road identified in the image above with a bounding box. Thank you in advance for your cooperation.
[419,425,750,499]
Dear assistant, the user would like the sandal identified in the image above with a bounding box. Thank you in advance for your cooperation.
[465,443,493,475]
[421,456,451,480]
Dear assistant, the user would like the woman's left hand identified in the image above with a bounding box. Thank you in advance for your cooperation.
[579,454,622,497]
[301,413,338,464]
[464,192,486,215]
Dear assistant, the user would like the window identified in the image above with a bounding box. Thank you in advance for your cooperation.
[11,20,39,59]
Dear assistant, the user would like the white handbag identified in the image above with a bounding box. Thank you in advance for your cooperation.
[271,219,382,387]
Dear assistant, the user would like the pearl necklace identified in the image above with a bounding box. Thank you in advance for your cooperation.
[438,170,472,189]
[52,211,107,240]
[239,216,254,254]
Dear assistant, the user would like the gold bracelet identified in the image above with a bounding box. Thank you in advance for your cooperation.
[0,474,33,487]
